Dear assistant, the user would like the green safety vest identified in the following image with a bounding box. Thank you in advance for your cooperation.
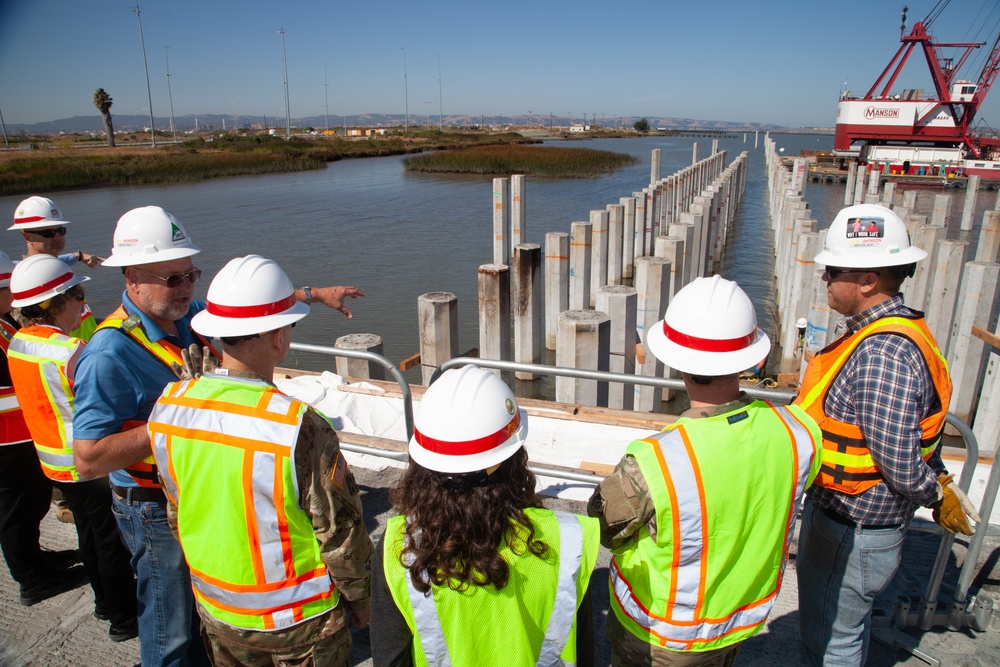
[148,374,338,631]
[384,507,599,666]
[610,400,820,652]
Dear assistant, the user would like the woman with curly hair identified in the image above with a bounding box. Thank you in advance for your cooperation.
[372,364,599,667]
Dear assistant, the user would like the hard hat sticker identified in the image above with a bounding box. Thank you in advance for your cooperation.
[845,216,884,240]
[505,398,515,415]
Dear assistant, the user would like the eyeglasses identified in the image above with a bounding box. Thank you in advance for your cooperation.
[136,267,202,288]
[823,267,878,280]
[28,226,67,239]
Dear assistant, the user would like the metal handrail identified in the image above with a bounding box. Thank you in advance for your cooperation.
[433,357,799,403]
[287,343,414,440]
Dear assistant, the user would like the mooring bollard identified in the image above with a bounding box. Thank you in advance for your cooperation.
[417,292,459,386]
[493,177,510,265]
[569,221,592,310]
[634,256,671,411]
[544,232,569,351]
[621,196,637,279]
[511,174,526,247]
[977,210,1000,263]
[961,175,981,232]
[334,333,386,381]
[924,239,969,350]
[607,204,624,286]
[512,244,542,381]
[947,261,1000,425]
[590,209,609,308]
[555,310,610,407]
[478,263,513,385]
[597,286,637,410]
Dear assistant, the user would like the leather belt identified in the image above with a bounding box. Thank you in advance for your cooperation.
[111,484,165,504]
[820,505,902,531]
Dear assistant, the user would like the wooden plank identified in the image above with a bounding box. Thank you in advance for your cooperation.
[399,352,421,371]
[635,341,646,365]
[972,325,1000,352]
[336,431,408,452]
[579,461,616,476]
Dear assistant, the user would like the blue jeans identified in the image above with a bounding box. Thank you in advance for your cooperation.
[796,497,906,666]
[112,492,210,667]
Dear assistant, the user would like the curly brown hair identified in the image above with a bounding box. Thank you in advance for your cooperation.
[390,447,548,594]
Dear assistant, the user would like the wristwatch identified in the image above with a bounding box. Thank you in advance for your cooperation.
[302,286,313,304]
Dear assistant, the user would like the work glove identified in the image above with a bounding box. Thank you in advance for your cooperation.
[170,344,218,381]
[932,474,981,536]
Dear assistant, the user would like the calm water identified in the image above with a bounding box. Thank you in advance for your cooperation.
[3,134,993,395]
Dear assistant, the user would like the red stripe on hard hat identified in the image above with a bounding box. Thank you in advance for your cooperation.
[13,216,47,225]
[11,272,74,300]
[414,411,520,456]
[663,321,756,352]
[206,294,297,319]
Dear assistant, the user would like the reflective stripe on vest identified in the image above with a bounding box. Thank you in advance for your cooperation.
[96,305,219,488]
[149,376,336,630]
[795,315,952,495]
[404,511,583,667]
[70,304,97,342]
[7,327,82,481]
[611,402,818,651]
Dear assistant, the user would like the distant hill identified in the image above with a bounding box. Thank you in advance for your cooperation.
[4,113,821,136]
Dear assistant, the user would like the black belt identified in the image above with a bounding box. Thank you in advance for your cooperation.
[820,505,902,531]
[111,484,165,504]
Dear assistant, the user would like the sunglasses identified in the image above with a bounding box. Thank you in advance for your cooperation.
[137,267,202,288]
[28,226,67,239]
[823,267,877,280]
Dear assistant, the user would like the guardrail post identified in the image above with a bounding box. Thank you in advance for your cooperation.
[334,334,385,380]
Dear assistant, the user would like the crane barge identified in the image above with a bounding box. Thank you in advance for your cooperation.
[832,5,1000,183]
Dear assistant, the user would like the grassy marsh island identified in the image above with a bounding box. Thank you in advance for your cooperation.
[0,131,539,196]
[402,144,639,178]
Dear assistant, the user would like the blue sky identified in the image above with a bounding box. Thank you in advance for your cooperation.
[2,0,999,128]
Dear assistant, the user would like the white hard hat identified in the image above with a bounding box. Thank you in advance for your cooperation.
[645,275,771,376]
[0,251,14,288]
[10,254,89,308]
[796,317,808,329]
[191,255,309,338]
[814,204,927,268]
[9,196,72,232]
[409,365,528,474]
[101,206,201,267]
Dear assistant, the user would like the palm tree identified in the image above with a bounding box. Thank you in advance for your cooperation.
[93,88,115,147]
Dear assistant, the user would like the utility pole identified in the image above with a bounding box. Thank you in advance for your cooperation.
[324,62,330,133]
[402,48,409,133]
[0,107,8,149]
[134,5,156,146]
[279,28,290,139]
[165,46,177,142]
[437,55,443,131]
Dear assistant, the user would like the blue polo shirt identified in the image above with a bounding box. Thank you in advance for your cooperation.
[72,291,205,488]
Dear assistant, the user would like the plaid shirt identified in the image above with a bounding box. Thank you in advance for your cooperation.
[807,294,946,526]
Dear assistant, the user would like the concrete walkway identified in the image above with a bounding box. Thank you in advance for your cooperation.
[2,464,999,666]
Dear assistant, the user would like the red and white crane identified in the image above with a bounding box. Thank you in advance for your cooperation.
[834,6,1000,178]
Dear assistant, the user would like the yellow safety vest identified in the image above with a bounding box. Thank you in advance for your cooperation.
[148,374,337,631]
[610,401,819,652]
[7,325,85,481]
[384,508,599,667]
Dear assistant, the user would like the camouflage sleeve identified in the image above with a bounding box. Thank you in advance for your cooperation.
[296,408,373,606]
[586,454,657,550]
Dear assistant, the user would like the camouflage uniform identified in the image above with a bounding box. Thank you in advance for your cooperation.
[166,372,372,667]
[587,395,755,667]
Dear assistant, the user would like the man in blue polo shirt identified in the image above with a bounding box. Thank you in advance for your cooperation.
[73,206,364,667]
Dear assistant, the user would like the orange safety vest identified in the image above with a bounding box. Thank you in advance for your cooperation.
[94,305,221,488]
[0,319,32,447]
[7,325,85,482]
[795,315,952,495]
